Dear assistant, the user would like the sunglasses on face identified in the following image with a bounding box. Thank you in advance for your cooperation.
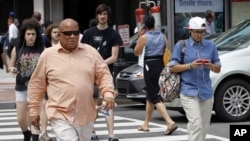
[60,31,80,36]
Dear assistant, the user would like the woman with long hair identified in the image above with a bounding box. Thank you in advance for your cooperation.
[9,18,45,141]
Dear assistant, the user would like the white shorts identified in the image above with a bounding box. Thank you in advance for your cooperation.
[15,90,27,101]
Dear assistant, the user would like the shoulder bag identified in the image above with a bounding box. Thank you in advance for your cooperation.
[158,40,185,102]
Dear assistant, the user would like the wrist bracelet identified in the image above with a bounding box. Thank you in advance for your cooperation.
[189,63,193,70]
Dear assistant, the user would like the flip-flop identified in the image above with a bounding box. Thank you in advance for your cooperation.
[164,125,178,135]
[138,126,150,132]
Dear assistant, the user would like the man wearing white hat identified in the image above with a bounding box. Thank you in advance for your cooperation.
[168,16,221,141]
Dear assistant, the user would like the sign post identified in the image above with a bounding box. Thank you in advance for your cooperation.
[118,24,130,47]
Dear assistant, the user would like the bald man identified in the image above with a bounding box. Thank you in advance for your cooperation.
[28,18,116,141]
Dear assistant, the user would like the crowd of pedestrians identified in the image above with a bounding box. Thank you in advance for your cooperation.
[0,4,220,141]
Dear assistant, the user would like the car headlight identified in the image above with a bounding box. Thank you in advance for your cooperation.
[133,71,144,78]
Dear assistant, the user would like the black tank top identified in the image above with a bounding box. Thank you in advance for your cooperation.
[15,45,44,91]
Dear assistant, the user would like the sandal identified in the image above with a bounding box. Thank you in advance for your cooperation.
[138,126,150,132]
[164,125,178,135]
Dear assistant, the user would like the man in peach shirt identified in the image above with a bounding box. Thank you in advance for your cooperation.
[27,18,116,141]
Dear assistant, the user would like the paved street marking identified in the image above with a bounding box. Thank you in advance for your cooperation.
[0,109,229,141]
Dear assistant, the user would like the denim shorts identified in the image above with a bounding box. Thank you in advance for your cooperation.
[15,90,27,101]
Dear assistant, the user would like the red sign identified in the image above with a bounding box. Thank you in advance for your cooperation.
[232,0,250,2]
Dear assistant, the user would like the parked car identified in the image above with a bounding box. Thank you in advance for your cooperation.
[116,19,250,122]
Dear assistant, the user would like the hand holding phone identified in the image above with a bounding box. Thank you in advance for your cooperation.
[198,59,209,64]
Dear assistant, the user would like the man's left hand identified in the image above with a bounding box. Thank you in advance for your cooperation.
[30,115,40,130]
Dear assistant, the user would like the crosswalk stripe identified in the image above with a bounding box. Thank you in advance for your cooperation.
[0,109,229,141]
[0,135,24,140]
[0,109,16,112]
[1,121,18,125]
[0,112,16,116]
[0,117,17,120]
[98,134,229,141]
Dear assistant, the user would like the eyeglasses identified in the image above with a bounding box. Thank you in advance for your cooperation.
[61,31,80,36]
[191,30,205,34]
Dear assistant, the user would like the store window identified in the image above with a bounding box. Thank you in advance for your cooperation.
[231,0,250,26]
[174,0,224,42]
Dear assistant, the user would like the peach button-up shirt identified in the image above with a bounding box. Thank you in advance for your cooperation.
[28,43,115,126]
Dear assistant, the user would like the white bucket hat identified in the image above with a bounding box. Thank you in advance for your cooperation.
[184,16,206,29]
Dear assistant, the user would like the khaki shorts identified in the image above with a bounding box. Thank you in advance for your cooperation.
[50,119,94,141]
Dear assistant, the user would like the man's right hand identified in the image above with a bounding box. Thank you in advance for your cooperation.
[101,97,116,110]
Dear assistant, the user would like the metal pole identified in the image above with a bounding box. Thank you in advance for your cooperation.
[13,0,16,14]
[157,0,161,6]
[49,0,52,21]
[145,0,150,15]
[145,0,148,6]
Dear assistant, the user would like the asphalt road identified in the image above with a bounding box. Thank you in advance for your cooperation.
[114,97,250,140]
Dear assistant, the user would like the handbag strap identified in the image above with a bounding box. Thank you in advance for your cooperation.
[180,40,185,64]
[178,40,186,88]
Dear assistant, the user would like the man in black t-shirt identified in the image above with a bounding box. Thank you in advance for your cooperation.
[82,21,122,72]
[81,4,122,141]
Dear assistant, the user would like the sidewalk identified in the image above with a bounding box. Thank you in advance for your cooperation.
[0,68,16,109]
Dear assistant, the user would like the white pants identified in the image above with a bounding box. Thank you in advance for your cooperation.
[180,94,214,141]
[50,119,93,141]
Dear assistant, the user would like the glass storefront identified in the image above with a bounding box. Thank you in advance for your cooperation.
[173,0,224,42]
[231,0,250,26]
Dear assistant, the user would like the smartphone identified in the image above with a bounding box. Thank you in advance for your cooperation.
[198,60,209,64]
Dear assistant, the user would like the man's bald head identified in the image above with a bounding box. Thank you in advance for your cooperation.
[59,18,79,31]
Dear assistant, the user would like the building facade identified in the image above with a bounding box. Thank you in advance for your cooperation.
[1,0,250,47]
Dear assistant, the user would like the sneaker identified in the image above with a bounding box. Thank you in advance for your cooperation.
[39,133,52,141]
[91,131,99,140]
[108,137,119,141]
